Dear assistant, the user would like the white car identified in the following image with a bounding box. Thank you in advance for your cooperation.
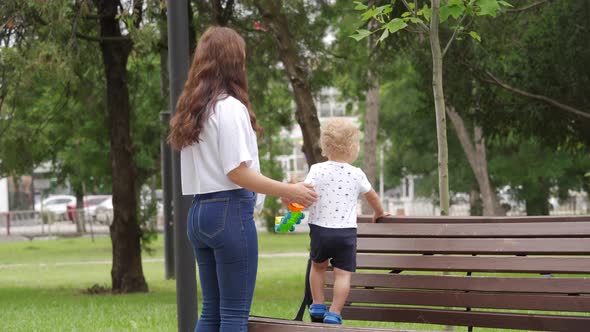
[94,197,114,225]
[66,195,111,222]
[94,195,164,226]
[34,195,76,220]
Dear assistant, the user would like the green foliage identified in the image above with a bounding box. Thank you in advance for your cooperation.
[379,56,477,197]
[351,0,512,43]
[0,1,164,195]
[473,0,590,149]
[489,139,590,215]
[385,18,408,34]
[440,0,465,22]
[468,30,481,42]
[350,28,372,41]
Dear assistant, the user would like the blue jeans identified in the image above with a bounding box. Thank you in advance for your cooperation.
[187,189,258,332]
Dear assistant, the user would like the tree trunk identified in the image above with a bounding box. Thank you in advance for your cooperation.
[525,179,551,216]
[188,0,197,56]
[211,0,234,26]
[253,0,325,166]
[446,106,504,216]
[362,7,380,214]
[469,187,483,216]
[74,187,86,233]
[429,0,450,216]
[95,0,148,293]
[157,5,169,111]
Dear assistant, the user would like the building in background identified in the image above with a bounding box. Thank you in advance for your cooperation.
[0,178,8,213]
[0,162,69,212]
[277,87,359,183]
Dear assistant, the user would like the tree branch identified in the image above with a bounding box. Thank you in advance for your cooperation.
[401,0,430,32]
[442,14,468,57]
[507,0,548,13]
[30,84,72,142]
[0,73,21,139]
[482,70,590,120]
[29,6,130,43]
[75,33,130,42]
[132,0,144,29]
[82,14,116,20]
[446,104,477,169]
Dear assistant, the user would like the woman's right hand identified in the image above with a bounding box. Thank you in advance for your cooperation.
[286,182,318,207]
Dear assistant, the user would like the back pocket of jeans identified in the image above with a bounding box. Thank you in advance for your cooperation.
[198,198,229,238]
[239,197,255,226]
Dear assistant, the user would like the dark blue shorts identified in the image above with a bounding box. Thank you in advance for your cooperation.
[309,224,357,272]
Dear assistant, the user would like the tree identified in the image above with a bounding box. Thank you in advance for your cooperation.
[0,0,167,292]
[436,36,506,216]
[470,0,590,147]
[378,57,480,213]
[91,0,148,293]
[452,0,590,214]
[361,0,381,213]
[446,106,503,215]
[352,0,512,215]
[252,0,326,166]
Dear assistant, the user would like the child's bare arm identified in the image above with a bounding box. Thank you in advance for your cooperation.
[364,189,389,222]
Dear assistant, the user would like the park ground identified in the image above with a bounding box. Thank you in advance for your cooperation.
[1,233,555,332]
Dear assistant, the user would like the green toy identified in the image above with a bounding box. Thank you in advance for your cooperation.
[275,203,305,233]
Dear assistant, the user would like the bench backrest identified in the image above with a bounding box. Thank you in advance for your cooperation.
[323,216,590,331]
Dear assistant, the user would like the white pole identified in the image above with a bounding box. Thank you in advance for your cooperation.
[379,143,384,204]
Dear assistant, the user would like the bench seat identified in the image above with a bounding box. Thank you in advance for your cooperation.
[249,215,590,331]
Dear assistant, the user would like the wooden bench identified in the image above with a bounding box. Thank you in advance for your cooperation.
[249,215,590,331]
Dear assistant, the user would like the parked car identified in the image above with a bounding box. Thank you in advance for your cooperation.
[34,195,76,220]
[94,195,163,226]
[66,195,111,222]
[93,196,113,225]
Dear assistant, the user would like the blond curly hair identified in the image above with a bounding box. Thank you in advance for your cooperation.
[320,118,360,161]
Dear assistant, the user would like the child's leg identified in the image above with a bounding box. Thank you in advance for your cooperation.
[310,259,330,304]
[329,267,352,315]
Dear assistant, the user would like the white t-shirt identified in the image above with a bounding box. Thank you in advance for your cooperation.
[304,161,372,228]
[180,95,265,208]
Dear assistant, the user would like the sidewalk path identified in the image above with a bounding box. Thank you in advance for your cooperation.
[0,252,309,269]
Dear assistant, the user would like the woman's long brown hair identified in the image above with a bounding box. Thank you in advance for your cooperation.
[168,26,261,150]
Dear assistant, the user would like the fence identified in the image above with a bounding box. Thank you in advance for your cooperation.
[0,209,110,239]
[384,195,590,217]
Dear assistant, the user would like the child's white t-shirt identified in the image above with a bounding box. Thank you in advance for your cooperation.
[180,95,265,208]
[304,161,372,228]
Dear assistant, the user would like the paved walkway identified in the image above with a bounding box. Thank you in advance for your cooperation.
[0,220,310,243]
[0,252,309,269]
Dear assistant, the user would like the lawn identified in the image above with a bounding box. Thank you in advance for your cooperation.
[0,233,515,332]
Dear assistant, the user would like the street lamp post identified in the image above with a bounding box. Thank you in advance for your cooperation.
[166,1,197,331]
[160,111,175,280]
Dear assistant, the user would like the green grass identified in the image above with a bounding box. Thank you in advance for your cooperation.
[0,233,319,331]
[0,232,310,265]
[2,233,563,331]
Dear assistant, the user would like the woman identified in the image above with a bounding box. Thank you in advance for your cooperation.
[168,26,317,332]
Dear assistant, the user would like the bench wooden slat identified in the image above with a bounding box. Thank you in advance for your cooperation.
[340,306,590,331]
[247,316,422,331]
[356,254,590,273]
[325,272,590,294]
[358,215,590,223]
[325,288,590,312]
[357,237,590,255]
[289,215,590,331]
[357,222,590,238]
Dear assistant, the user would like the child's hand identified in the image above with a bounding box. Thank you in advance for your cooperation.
[280,197,291,206]
[372,211,390,223]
